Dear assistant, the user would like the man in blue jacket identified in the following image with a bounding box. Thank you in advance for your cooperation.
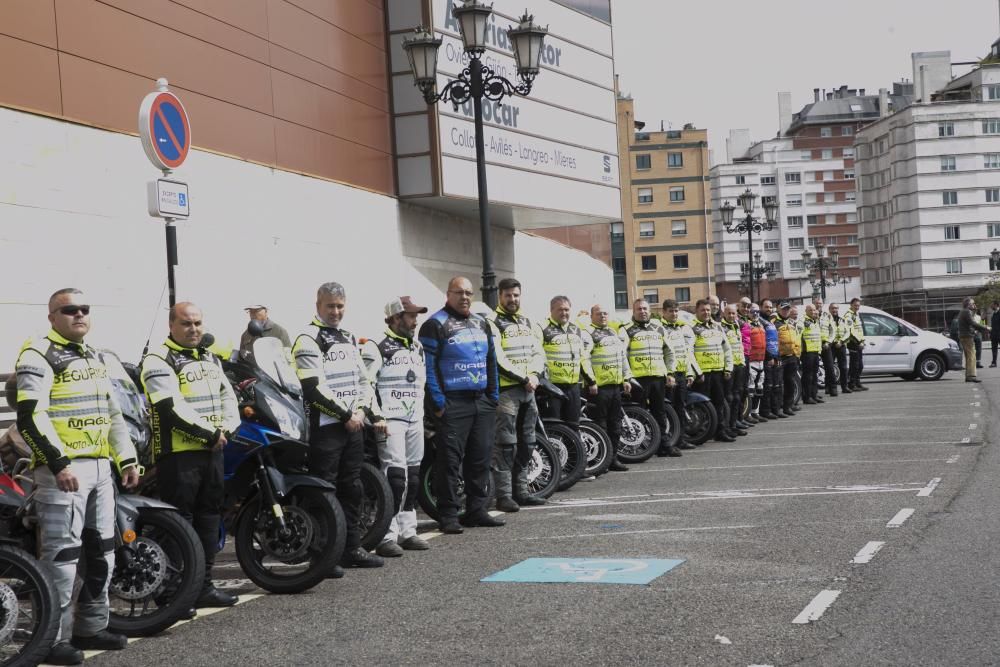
[419,277,504,534]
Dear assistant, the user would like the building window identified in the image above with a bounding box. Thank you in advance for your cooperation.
[986,153,1000,169]
[669,186,685,202]
[673,254,689,270]
[807,215,820,226]
[942,191,958,205]
[821,149,833,159]
[988,223,1000,237]
[761,175,776,185]
[667,152,683,168]
[612,257,626,272]
[635,133,650,142]
[762,240,779,251]
[675,287,691,303]
[639,221,655,238]
[638,187,653,203]
[938,122,955,137]
[846,257,859,267]
[788,237,804,249]
[785,172,801,184]
[666,130,682,139]
[940,156,957,171]
[641,255,657,271]
[611,222,624,239]
[945,225,960,240]
[844,169,855,180]
[988,84,1000,100]
[842,126,854,136]
[984,119,1000,134]
[946,259,963,274]
[643,288,659,304]
[789,259,804,272]
[671,220,687,236]
[847,235,858,245]
[735,175,746,185]
[635,154,651,170]
[761,195,777,208]
[988,189,1000,203]
[820,127,832,137]
[615,291,628,309]
[787,216,803,228]
[738,240,750,251]
[808,237,817,247]
[786,196,802,207]
[843,147,855,158]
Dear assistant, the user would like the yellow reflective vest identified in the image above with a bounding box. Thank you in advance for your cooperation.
[15,330,137,474]
[801,317,822,353]
[720,320,746,366]
[819,312,835,345]
[773,316,801,357]
[691,318,733,373]
[490,307,546,389]
[582,323,631,387]
[541,318,594,385]
[843,309,865,343]
[623,319,675,378]
[661,319,700,377]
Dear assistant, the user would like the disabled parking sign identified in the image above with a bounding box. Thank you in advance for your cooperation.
[482,558,684,585]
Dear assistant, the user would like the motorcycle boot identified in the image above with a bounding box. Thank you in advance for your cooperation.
[491,442,517,510]
[341,547,385,568]
[46,642,84,666]
[71,629,127,651]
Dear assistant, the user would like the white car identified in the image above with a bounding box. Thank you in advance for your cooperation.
[852,305,963,381]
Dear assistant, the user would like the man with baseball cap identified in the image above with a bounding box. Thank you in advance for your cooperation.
[367,297,431,557]
[239,304,290,356]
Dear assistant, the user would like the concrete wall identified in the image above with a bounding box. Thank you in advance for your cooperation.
[0,107,611,364]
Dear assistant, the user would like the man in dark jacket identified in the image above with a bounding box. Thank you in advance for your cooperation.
[239,305,290,356]
[958,297,990,382]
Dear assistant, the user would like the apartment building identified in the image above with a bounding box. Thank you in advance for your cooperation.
[613,94,712,311]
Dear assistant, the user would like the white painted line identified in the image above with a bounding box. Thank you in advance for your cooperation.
[564,482,926,503]
[973,412,981,418]
[961,437,971,444]
[917,478,941,497]
[422,530,444,541]
[752,427,958,436]
[792,590,841,624]
[970,402,981,406]
[886,508,914,528]
[620,458,950,475]
[851,541,886,564]
[692,441,961,454]
[520,524,757,541]
[946,454,960,464]
[969,424,977,430]
[714,634,732,645]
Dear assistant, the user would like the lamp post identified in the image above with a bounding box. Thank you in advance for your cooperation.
[830,271,851,302]
[740,250,774,303]
[801,242,840,300]
[402,2,548,307]
[720,189,779,305]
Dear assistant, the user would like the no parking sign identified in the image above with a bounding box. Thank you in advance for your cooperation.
[138,78,191,172]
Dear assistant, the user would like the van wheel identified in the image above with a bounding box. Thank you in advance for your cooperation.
[916,353,945,381]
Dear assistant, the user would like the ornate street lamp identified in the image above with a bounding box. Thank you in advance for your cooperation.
[801,241,839,300]
[720,188,779,304]
[990,247,1000,271]
[403,4,548,306]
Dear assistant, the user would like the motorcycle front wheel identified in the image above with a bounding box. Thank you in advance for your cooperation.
[108,508,205,637]
[359,462,393,552]
[580,420,613,478]
[685,401,718,445]
[546,422,587,491]
[417,448,494,523]
[617,406,660,463]
[515,436,562,502]
[235,487,346,594]
[0,545,59,667]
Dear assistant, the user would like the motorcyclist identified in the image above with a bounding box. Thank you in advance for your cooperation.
[141,302,242,608]
[622,299,683,456]
[540,295,594,438]
[771,302,800,417]
[758,300,784,420]
[829,303,852,393]
[814,297,838,397]
[17,288,139,665]
[581,304,632,472]
[721,304,750,434]
[660,299,699,452]
[489,278,547,511]
[843,297,869,391]
[799,304,824,404]
[691,298,735,442]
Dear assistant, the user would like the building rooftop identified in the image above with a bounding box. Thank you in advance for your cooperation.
[787,92,911,133]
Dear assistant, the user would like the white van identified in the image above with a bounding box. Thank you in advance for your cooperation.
[853,305,963,380]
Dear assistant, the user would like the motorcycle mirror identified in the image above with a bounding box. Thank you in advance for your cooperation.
[200,333,216,349]
[247,320,265,337]
[4,376,15,411]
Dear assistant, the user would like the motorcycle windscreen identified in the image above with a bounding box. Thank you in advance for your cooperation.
[251,337,306,440]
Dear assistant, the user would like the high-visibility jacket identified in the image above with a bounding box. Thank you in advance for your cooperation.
[691,318,733,373]
[843,309,865,343]
[15,330,138,474]
[819,312,835,345]
[773,315,800,357]
[832,314,849,343]
[623,319,675,378]
[293,318,381,429]
[801,317,822,354]
[721,320,746,366]
[541,318,594,385]
[490,307,546,389]
[748,321,766,362]
[582,323,631,387]
[363,329,426,424]
[141,337,241,459]
[661,319,700,377]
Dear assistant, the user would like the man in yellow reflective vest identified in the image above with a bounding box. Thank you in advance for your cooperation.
[661,299,699,452]
[772,301,801,416]
[489,278,547,510]
[720,304,750,436]
[799,304,824,405]
[581,304,631,472]
[623,299,682,457]
[691,298,734,443]
[829,302,852,393]
[540,295,594,435]
[813,297,838,397]
[142,302,243,608]
[16,288,140,664]
[843,297,869,391]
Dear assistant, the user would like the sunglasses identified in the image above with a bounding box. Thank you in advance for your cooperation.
[53,305,90,316]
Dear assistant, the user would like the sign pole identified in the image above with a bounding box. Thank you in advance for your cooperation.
[164,218,178,307]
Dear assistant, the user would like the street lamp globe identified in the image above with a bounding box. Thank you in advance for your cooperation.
[991,247,1000,270]
[830,248,840,266]
[815,242,827,259]
[737,188,757,215]
[763,197,779,224]
[801,248,813,264]
[452,0,494,55]
[719,200,735,228]
[402,27,443,92]
[508,13,548,81]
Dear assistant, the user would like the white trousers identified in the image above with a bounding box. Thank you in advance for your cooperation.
[377,419,424,542]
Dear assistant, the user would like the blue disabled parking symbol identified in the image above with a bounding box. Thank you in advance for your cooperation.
[482,558,684,585]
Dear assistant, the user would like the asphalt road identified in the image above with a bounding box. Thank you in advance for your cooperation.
[83,371,993,667]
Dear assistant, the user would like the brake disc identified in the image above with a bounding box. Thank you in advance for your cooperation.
[256,504,314,563]
[0,582,19,645]
[110,538,169,601]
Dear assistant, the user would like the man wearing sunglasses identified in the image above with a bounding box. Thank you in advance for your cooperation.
[15,289,140,665]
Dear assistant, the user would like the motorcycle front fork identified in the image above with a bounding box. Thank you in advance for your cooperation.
[253,452,288,532]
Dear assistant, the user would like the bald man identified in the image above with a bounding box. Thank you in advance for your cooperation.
[142,302,242,609]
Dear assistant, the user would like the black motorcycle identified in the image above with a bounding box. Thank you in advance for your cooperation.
[581,383,662,464]
[532,380,588,491]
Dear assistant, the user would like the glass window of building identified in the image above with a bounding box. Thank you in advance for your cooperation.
[983,119,1000,134]
[940,156,956,171]
[615,291,628,309]
[638,187,653,203]
[735,175,746,185]
[667,153,683,168]
[635,154,651,170]
[938,122,955,137]
[671,220,687,236]
[669,186,685,202]
[673,254,689,270]
[945,225,960,240]
[643,288,659,303]
[787,216,803,228]
[612,256,626,272]
[761,175,776,185]
[946,259,963,274]
[785,172,801,184]
[639,221,655,237]
[675,287,691,303]
[820,127,832,137]
[641,255,657,271]
[987,223,1000,237]
[764,241,780,251]
[611,222,624,238]
[942,191,958,205]
[987,189,1000,203]
[788,237,805,249]
[790,259,804,272]
[985,153,1000,169]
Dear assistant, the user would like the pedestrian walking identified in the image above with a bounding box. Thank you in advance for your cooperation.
[957,297,991,382]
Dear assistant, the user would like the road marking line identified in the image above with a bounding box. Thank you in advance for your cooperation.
[946,454,960,464]
[792,590,841,624]
[422,530,444,541]
[851,541,885,564]
[748,427,958,435]
[961,437,971,444]
[692,441,960,454]
[917,478,941,497]
[973,412,981,418]
[714,634,732,644]
[521,524,757,540]
[969,424,978,430]
[887,508,914,527]
[970,402,981,406]
[620,458,950,475]
[570,482,926,503]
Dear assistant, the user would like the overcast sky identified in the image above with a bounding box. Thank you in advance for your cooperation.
[611,0,999,163]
